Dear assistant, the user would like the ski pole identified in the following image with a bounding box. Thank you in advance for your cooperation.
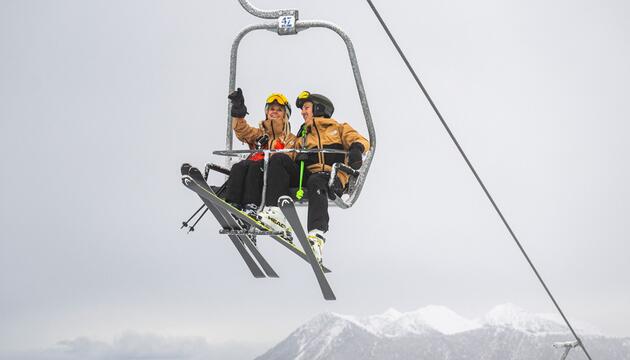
[181,204,205,229]
[295,127,308,200]
[188,207,209,233]
[296,160,305,200]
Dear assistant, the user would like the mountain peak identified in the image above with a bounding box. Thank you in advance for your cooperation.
[408,305,480,334]
[484,303,527,322]
[482,303,568,335]
[381,308,402,319]
[338,305,480,337]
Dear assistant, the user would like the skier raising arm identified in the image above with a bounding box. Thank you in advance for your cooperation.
[224,88,297,218]
[294,91,369,263]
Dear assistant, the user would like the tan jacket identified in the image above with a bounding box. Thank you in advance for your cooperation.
[232,116,298,160]
[297,117,370,187]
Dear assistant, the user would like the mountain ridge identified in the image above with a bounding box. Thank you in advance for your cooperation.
[255,304,628,360]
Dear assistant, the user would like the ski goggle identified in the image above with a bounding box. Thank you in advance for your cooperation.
[296,90,311,108]
[266,93,289,106]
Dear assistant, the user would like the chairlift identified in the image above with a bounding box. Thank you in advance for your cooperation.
[180,0,376,300]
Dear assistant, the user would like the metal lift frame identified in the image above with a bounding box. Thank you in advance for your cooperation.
[221,0,376,209]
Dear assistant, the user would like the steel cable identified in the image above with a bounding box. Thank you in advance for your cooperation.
[365,1,593,358]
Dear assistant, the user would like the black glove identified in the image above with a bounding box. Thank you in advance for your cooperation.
[296,152,309,162]
[255,134,269,149]
[328,176,344,200]
[228,88,248,117]
[348,142,365,170]
[296,152,315,166]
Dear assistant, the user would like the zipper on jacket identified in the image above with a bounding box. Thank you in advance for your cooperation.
[313,119,324,171]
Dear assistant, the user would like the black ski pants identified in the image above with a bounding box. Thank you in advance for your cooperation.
[305,172,331,233]
[265,154,333,232]
[225,159,263,207]
[265,153,300,207]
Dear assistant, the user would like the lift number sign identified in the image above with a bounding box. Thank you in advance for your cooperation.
[278,15,295,30]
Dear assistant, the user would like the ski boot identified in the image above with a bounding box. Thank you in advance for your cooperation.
[307,229,326,264]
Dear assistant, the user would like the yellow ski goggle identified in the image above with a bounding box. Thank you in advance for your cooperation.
[266,93,289,106]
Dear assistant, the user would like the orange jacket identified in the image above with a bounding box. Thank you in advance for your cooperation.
[232,116,298,160]
[297,117,369,187]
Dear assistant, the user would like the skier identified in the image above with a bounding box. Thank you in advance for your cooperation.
[293,91,369,263]
[225,88,298,221]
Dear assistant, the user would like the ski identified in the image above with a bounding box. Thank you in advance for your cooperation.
[278,196,336,301]
[219,229,285,236]
[180,164,267,278]
[185,166,278,278]
[181,172,331,273]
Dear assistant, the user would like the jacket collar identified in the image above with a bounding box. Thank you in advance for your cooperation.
[261,117,287,136]
[303,117,337,133]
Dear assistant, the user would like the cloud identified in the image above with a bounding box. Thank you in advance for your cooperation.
[1,333,267,360]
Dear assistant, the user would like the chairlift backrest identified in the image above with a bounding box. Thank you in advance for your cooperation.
[223,0,376,209]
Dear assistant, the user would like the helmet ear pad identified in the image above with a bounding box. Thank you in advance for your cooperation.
[297,92,334,118]
[313,103,327,118]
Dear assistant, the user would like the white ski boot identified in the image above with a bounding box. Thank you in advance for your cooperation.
[258,206,292,236]
[307,229,326,264]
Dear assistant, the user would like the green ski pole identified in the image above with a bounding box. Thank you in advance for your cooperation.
[296,126,307,200]
[296,160,305,200]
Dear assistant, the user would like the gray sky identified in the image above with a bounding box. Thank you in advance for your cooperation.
[1,0,629,355]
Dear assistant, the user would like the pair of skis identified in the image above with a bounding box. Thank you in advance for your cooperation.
[181,164,336,300]
[181,164,275,277]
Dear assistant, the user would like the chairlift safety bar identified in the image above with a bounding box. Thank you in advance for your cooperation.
[212,148,349,157]
[212,148,358,208]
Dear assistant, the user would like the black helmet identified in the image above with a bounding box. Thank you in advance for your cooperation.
[295,91,334,118]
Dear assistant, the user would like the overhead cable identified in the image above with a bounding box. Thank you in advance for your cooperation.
[365,1,593,359]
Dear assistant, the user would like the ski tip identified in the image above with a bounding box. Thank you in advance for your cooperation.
[278,196,293,207]
[180,163,192,176]
[181,175,194,187]
[181,163,203,179]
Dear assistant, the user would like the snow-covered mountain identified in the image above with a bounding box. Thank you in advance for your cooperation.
[481,303,600,336]
[338,305,481,337]
[256,304,629,360]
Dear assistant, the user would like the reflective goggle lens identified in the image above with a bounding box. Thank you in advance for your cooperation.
[266,93,288,105]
